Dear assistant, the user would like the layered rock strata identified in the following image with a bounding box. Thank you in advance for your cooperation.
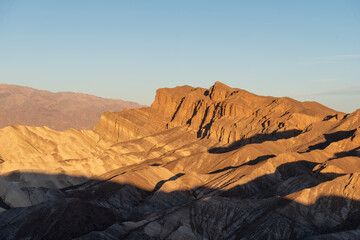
[0,82,359,239]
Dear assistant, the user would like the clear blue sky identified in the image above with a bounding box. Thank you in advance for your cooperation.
[0,0,359,112]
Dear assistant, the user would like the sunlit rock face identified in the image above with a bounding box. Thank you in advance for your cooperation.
[95,81,340,144]
[0,82,359,239]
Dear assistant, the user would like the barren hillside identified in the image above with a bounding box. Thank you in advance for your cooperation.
[0,82,359,239]
[0,84,142,130]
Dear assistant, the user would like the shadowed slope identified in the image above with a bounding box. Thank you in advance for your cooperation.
[208,129,302,153]
[0,164,357,240]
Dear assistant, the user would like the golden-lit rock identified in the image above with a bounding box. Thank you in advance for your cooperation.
[0,82,359,239]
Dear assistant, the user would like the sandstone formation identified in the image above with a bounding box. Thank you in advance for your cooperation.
[0,84,142,130]
[0,82,359,239]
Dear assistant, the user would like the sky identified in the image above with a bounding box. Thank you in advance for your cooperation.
[0,0,359,112]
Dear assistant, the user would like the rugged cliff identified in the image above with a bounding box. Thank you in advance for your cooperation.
[95,81,341,144]
[0,82,359,239]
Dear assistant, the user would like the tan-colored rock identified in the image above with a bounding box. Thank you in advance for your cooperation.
[95,82,340,145]
[0,82,359,239]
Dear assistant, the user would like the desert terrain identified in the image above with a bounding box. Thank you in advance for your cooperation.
[0,82,359,239]
[0,84,142,131]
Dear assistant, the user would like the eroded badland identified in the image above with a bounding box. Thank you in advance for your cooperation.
[0,82,360,239]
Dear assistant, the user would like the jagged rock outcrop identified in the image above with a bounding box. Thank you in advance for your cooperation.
[95,81,341,144]
[0,82,359,239]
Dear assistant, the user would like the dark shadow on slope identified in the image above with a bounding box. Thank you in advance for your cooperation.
[151,163,162,166]
[323,114,341,121]
[15,198,116,240]
[197,102,221,139]
[208,154,276,174]
[329,147,360,160]
[304,129,356,153]
[224,195,360,240]
[196,106,211,138]
[170,97,185,122]
[0,161,355,240]
[208,129,302,154]
[0,198,10,210]
[152,173,184,193]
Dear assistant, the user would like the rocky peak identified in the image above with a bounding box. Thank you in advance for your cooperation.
[95,82,340,144]
[208,81,234,101]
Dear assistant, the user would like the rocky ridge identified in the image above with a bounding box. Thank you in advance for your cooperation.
[95,81,341,144]
[0,82,359,239]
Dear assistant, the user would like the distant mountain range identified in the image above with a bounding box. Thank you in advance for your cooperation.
[0,84,143,130]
